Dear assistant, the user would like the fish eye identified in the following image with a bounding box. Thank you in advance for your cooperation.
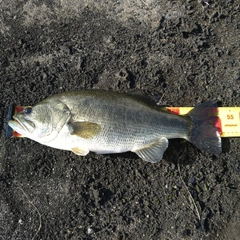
[24,108,32,114]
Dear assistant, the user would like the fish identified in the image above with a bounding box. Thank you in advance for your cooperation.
[8,90,221,163]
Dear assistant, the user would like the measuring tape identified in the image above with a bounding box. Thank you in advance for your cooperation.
[166,107,240,137]
[6,105,240,138]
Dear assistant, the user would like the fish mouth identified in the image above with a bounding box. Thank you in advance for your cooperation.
[9,115,35,134]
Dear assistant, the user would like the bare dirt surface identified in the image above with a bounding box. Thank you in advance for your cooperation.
[0,1,239,239]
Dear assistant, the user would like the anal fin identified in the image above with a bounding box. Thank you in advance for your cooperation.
[133,137,168,163]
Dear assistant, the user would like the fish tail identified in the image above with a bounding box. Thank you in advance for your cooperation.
[187,101,222,155]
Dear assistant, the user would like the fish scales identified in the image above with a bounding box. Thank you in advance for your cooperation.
[59,93,189,147]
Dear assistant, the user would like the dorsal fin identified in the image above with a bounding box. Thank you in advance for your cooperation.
[126,90,168,109]
[126,90,159,107]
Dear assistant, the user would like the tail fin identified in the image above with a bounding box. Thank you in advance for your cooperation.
[187,101,222,155]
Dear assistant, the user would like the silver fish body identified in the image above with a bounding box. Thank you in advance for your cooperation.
[8,90,221,163]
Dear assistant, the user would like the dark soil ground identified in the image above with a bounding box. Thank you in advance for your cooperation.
[0,1,239,239]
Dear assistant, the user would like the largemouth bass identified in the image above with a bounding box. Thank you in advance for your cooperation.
[8,90,221,163]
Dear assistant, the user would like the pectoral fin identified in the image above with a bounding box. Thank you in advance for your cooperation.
[69,122,101,139]
[133,137,168,163]
[71,147,89,156]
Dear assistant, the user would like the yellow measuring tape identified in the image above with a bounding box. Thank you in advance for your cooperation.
[166,107,240,137]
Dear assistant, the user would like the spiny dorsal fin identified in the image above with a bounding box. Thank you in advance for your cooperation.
[126,90,158,106]
[132,137,168,163]
[126,90,168,109]
[70,122,101,139]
